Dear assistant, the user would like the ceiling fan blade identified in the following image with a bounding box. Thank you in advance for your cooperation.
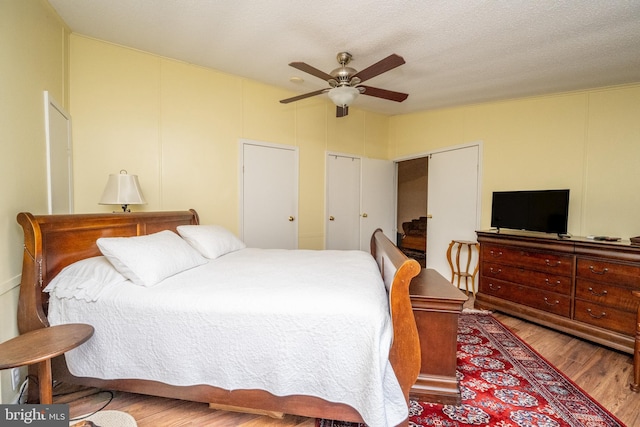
[352,54,405,83]
[280,88,328,104]
[289,62,334,82]
[359,85,408,102]
[336,105,349,117]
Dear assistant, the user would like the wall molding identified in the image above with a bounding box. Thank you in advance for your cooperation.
[0,275,21,298]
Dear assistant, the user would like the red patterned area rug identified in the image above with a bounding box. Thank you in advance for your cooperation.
[317,312,625,427]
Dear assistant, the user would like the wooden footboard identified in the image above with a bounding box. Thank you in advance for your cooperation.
[17,211,421,426]
[371,229,422,407]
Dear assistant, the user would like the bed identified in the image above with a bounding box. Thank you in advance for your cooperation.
[17,210,422,427]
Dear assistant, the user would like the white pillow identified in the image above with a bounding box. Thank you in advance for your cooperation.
[43,256,128,301]
[177,225,246,259]
[97,230,207,287]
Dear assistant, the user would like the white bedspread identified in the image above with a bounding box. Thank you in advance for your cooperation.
[47,248,407,427]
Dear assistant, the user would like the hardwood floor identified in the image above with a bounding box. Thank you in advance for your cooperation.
[59,388,317,427]
[57,304,640,426]
[494,312,640,427]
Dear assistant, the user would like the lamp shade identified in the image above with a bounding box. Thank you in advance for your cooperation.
[99,170,146,211]
[327,86,360,107]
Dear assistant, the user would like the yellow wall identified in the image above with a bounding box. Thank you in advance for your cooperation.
[71,36,640,243]
[389,85,640,238]
[0,0,68,403]
[69,35,390,249]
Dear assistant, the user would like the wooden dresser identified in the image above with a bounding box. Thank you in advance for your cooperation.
[476,230,640,354]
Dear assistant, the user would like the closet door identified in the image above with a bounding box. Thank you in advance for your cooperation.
[326,154,395,250]
[360,158,395,248]
[326,154,361,250]
[240,140,298,249]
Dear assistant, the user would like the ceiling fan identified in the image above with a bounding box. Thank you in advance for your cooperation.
[280,52,409,117]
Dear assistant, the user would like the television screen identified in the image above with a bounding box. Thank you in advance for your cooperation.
[491,189,569,234]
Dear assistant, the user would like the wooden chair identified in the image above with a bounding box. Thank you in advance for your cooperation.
[446,240,479,296]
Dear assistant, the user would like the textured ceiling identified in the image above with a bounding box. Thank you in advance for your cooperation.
[48,0,640,116]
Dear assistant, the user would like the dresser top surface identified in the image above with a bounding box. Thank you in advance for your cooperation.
[477,229,640,258]
[410,269,469,303]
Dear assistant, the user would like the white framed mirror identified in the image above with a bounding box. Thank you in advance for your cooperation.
[44,91,73,214]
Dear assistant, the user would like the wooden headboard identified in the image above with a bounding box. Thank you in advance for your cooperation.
[16,209,199,334]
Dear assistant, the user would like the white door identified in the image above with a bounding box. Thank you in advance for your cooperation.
[326,154,395,250]
[361,158,396,249]
[426,145,480,280]
[240,141,298,249]
[326,154,361,250]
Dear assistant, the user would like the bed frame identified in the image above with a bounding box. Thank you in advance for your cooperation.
[17,210,421,425]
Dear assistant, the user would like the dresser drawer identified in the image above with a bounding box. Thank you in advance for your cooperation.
[483,262,572,295]
[576,279,640,312]
[576,258,640,288]
[480,277,571,317]
[482,244,573,275]
[574,300,636,336]
[480,276,515,299]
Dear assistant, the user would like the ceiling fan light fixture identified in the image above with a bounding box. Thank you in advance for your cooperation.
[327,86,360,107]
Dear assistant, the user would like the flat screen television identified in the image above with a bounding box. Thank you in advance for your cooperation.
[491,189,570,235]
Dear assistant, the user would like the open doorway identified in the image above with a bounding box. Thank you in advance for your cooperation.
[396,157,428,267]
[396,143,481,282]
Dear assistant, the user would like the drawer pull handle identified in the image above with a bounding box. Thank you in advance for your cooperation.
[544,279,560,287]
[489,267,502,274]
[588,266,609,275]
[488,283,501,291]
[490,250,503,258]
[545,259,561,267]
[543,297,560,306]
[587,308,607,319]
[588,287,608,297]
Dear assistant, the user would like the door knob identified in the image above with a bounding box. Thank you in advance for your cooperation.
[329,216,335,221]
[288,216,295,221]
[361,213,368,218]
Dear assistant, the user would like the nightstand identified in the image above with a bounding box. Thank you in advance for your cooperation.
[0,324,94,404]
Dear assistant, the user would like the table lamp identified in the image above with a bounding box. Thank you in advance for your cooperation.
[99,170,146,212]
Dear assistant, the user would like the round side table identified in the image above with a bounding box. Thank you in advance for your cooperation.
[0,324,94,404]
